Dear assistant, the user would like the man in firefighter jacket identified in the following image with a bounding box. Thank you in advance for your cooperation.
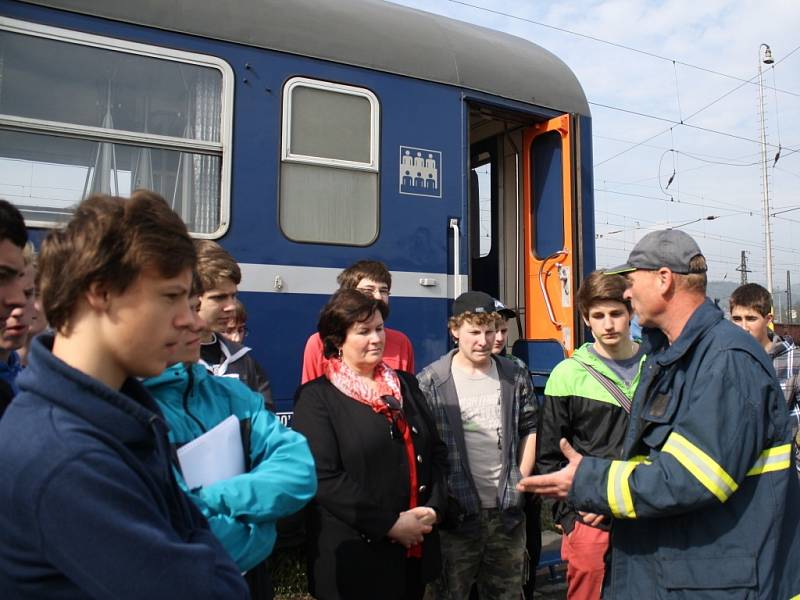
[520,229,800,600]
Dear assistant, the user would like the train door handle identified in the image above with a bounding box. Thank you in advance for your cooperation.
[449,218,462,298]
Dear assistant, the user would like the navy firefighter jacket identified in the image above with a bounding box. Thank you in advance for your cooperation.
[571,299,800,600]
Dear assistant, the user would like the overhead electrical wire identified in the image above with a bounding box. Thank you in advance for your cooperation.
[430,0,800,175]
[593,44,800,167]
[426,0,800,277]
[440,0,800,96]
[595,186,753,214]
[433,0,800,213]
[592,109,795,167]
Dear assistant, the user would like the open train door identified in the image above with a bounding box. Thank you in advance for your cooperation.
[521,114,579,356]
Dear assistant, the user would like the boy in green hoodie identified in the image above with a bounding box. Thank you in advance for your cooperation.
[535,271,645,600]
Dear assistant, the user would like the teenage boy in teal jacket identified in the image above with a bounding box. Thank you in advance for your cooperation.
[144,291,316,595]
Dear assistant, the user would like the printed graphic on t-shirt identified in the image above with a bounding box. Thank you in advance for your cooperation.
[460,390,501,440]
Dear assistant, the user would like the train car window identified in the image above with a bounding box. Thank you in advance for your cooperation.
[0,18,234,237]
[530,130,564,257]
[280,77,379,245]
[290,87,371,163]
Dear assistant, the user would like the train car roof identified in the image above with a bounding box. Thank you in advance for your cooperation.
[18,0,590,116]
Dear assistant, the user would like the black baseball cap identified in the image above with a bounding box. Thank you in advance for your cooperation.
[605,229,706,275]
[452,291,496,317]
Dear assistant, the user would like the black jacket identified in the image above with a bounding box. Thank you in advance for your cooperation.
[292,371,447,600]
[200,334,273,410]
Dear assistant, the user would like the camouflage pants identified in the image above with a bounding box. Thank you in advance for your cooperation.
[431,508,526,600]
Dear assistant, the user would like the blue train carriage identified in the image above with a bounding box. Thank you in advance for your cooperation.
[0,0,595,416]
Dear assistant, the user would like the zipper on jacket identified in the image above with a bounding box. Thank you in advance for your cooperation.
[181,364,207,434]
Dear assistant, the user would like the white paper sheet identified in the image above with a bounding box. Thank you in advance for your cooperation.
[177,414,246,489]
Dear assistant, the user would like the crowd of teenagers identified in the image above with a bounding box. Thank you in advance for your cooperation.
[0,192,798,600]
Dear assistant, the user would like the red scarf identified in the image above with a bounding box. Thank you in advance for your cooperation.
[325,359,422,558]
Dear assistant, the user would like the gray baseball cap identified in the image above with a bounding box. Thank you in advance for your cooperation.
[605,229,706,275]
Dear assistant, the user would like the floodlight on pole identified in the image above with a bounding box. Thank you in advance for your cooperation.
[758,43,774,293]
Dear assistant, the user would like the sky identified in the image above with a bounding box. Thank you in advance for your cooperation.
[388,0,800,289]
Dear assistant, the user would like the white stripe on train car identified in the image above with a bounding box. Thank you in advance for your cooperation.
[238,263,468,299]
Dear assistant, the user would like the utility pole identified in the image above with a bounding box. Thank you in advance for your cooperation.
[736,250,751,284]
[787,271,793,325]
[758,43,775,292]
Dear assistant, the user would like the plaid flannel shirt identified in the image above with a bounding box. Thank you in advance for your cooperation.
[416,351,537,518]
[769,335,800,476]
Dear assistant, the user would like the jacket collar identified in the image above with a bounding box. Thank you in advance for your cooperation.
[17,333,163,445]
[572,342,646,389]
[0,350,22,389]
[768,335,795,360]
[145,361,209,389]
[0,350,21,374]
[198,333,251,376]
[642,299,722,366]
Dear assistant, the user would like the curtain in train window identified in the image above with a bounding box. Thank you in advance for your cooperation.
[0,21,232,236]
[280,78,380,245]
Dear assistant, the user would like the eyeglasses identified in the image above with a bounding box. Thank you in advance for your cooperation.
[357,285,390,297]
[381,395,408,440]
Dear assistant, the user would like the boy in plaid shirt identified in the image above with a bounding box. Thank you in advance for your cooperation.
[730,283,800,477]
[417,291,537,599]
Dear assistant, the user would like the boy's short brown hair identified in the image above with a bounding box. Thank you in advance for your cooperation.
[729,283,772,317]
[577,271,631,319]
[39,191,195,333]
[194,240,242,291]
[337,260,391,290]
[448,311,499,331]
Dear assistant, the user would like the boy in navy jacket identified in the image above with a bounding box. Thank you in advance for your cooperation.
[0,191,249,599]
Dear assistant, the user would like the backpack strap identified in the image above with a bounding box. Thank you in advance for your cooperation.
[572,358,632,414]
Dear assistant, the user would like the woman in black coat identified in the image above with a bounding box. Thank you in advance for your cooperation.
[293,289,447,600]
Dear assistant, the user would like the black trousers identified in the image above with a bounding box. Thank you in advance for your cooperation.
[523,495,542,600]
[245,559,274,600]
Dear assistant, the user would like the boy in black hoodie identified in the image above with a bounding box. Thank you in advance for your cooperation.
[194,239,273,410]
[0,191,249,599]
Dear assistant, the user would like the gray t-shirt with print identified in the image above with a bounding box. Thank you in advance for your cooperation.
[452,360,503,508]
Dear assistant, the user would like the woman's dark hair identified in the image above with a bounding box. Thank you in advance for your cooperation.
[318,288,389,358]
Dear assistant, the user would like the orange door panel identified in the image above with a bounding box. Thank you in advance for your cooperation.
[522,114,577,354]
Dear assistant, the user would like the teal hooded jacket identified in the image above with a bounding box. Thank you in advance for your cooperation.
[144,363,316,571]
